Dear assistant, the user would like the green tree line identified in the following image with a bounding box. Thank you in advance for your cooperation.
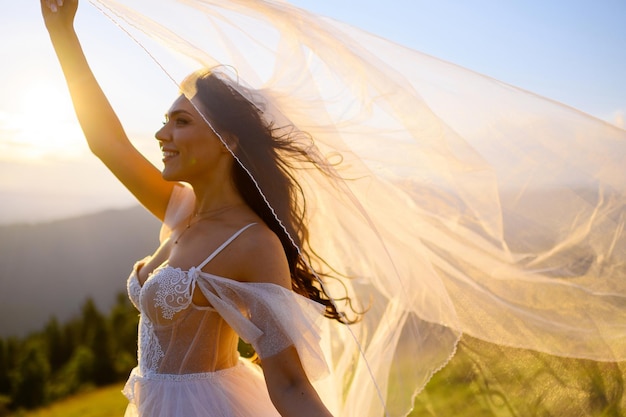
[0,293,139,414]
[0,292,623,416]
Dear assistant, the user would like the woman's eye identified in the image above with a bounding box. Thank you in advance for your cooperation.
[175,118,189,125]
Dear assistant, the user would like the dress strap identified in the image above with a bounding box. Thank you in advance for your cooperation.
[196,223,257,270]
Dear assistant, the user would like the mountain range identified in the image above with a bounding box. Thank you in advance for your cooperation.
[0,206,161,338]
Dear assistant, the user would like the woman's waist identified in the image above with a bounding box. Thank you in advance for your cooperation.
[140,345,241,374]
[133,358,251,381]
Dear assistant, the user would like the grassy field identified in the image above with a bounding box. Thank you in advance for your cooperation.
[9,337,626,417]
[9,384,127,417]
[409,337,626,417]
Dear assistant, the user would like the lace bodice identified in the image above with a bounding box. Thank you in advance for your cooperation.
[126,223,328,380]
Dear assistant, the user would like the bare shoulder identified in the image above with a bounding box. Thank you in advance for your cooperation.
[234,223,291,289]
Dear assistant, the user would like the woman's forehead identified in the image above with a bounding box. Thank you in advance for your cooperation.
[167,95,196,114]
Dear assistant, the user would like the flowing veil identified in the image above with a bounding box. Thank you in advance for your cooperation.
[86,1,625,415]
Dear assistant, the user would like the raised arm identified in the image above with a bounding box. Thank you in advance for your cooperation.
[41,0,174,220]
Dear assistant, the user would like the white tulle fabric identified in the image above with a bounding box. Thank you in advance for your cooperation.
[89,1,626,416]
[124,185,328,416]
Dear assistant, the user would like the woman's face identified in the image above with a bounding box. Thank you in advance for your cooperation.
[155,95,229,183]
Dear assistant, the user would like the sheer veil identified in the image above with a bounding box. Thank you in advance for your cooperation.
[87,1,625,416]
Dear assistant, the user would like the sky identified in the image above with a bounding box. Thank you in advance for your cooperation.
[0,0,625,225]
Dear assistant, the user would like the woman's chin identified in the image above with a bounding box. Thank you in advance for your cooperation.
[161,169,180,182]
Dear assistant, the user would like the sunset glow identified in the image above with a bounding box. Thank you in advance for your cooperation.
[1,81,85,160]
[0,1,624,226]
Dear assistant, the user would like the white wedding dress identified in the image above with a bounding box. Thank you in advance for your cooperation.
[123,185,328,416]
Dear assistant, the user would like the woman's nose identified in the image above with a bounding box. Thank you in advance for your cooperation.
[155,124,169,142]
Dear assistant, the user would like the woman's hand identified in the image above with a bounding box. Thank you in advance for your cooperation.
[40,0,78,35]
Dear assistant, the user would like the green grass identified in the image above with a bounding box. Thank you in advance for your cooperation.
[10,384,127,417]
[409,337,626,417]
[9,337,626,417]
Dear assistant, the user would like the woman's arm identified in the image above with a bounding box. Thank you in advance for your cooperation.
[262,346,334,417]
[41,0,174,220]
[232,226,333,417]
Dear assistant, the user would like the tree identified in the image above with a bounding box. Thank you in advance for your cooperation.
[0,339,14,395]
[10,339,50,409]
[108,293,139,378]
[43,317,70,374]
[79,298,116,385]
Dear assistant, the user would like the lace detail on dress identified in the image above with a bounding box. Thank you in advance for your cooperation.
[139,317,164,374]
[152,265,199,320]
[127,274,141,310]
[137,365,242,381]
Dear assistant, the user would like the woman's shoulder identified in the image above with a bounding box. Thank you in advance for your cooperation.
[234,222,292,289]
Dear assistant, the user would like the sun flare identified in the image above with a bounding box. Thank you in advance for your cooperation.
[1,82,85,160]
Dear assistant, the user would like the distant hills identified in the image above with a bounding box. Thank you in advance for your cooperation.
[1,186,622,338]
[0,206,161,337]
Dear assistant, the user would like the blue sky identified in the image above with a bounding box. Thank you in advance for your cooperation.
[0,0,624,224]
[290,0,626,120]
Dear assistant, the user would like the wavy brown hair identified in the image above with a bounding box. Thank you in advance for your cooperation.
[185,69,353,323]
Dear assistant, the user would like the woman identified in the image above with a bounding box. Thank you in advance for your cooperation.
[42,0,626,416]
[41,1,337,416]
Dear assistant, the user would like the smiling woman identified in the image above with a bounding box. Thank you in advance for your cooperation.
[8,80,85,159]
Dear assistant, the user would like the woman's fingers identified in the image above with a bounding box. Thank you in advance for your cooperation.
[41,0,78,32]
[44,0,59,12]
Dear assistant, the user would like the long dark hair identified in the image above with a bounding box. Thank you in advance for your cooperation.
[185,69,351,323]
